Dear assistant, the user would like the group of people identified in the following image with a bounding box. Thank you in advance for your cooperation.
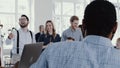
[1,0,120,68]
[35,16,83,45]
[35,20,61,45]
[4,9,84,66]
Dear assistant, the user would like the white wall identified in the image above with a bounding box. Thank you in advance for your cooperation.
[34,0,53,33]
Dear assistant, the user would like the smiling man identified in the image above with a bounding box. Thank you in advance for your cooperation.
[61,16,83,41]
[6,15,35,63]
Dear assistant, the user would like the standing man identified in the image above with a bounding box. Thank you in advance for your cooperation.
[61,16,83,41]
[6,15,35,62]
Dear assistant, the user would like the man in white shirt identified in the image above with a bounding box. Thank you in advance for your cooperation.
[6,15,35,63]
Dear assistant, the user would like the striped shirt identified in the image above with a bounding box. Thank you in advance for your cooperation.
[30,35,120,68]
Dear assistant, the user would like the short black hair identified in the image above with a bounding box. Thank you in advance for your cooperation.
[21,14,29,21]
[70,16,79,22]
[84,0,117,37]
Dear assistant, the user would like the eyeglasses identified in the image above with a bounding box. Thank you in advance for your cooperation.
[19,18,27,21]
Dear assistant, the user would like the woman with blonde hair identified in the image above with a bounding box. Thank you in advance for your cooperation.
[43,20,61,45]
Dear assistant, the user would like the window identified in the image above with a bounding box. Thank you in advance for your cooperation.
[54,0,120,45]
[0,14,15,34]
[75,3,84,23]
[62,2,74,15]
[53,0,90,36]
[0,0,34,49]
[18,0,30,14]
[109,0,120,45]
[0,0,15,13]
[55,2,61,15]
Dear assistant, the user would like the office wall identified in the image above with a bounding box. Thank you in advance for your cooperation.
[34,0,89,33]
[34,0,53,33]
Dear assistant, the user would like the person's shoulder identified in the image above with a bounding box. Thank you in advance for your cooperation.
[111,47,120,54]
[35,32,40,35]
[29,31,35,36]
[103,47,120,65]
[63,28,70,33]
[29,30,34,33]
[107,47,120,57]
[47,41,82,52]
[27,30,34,34]
[44,41,83,58]
[53,41,81,45]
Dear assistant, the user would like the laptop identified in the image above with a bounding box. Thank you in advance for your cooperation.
[18,42,43,68]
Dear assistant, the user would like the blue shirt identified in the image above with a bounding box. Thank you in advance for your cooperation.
[30,35,120,68]
[61,27,83,41]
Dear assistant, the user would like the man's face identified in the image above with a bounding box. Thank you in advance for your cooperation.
[19,17,29,28]
[71,20,79,29]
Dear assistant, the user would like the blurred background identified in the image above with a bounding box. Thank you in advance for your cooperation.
[0,0,119,49]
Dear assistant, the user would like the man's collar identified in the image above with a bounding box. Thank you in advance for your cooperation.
[20,28,29,32]
[83,35,113,47]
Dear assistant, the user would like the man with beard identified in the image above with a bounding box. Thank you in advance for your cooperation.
[5,15,35,64]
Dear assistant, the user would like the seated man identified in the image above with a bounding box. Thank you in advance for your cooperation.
[30,0,120,68]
